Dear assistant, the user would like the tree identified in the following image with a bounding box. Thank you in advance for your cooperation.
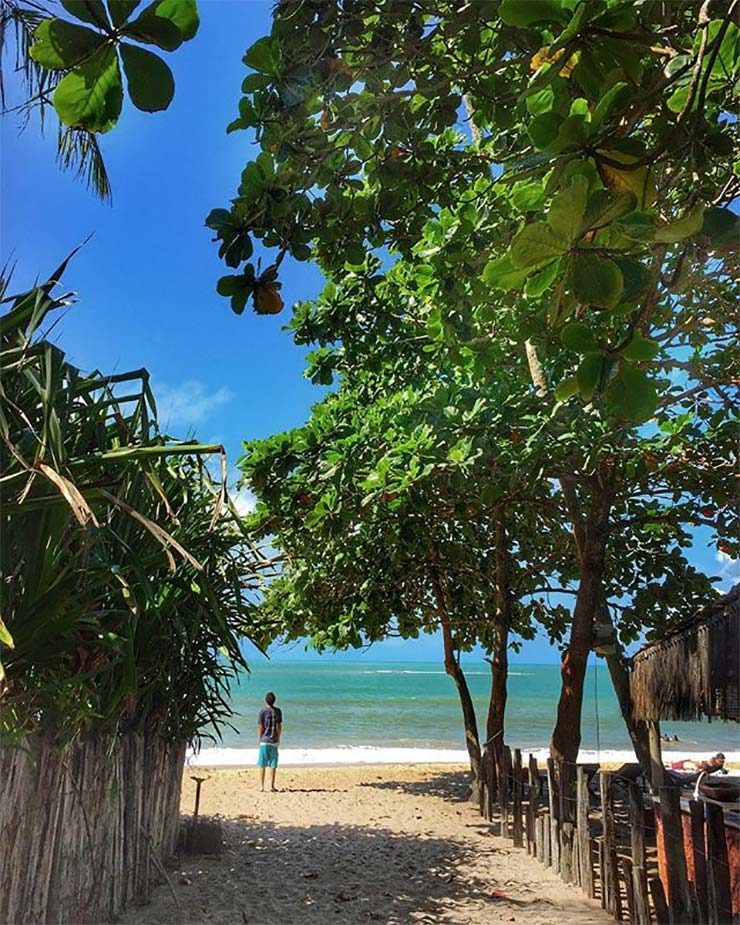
[215,0,738,764]
[1,0,199,198]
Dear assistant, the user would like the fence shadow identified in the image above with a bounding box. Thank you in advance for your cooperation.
[118,815,493,924]
[359,768,472,802]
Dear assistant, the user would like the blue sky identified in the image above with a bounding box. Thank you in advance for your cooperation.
[2,2,736,666]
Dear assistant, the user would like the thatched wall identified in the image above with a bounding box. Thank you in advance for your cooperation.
[631,585,739,722]
[0,732,186,924]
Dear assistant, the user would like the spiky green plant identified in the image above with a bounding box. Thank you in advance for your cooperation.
[0,262,275,744]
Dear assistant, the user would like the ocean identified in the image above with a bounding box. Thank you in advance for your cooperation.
[191,660,740,767]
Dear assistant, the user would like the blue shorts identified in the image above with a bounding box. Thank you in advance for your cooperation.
[257,743,279,768]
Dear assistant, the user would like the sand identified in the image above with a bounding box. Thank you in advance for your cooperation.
[118,764,612,925]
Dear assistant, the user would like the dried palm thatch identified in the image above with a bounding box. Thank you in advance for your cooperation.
[631,584,739,722]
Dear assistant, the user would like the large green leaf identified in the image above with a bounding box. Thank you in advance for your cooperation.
[547,176,588,243]
[53,45,123,132]
[120,43,174,112]
[243,37,280,75]
[590,81,630,131]
[622,332,659,362]
[482,254,531,290]
[571,253,623,308]
[524,258,560,298]
[107,0,141,26]
[701,206,740,249]
[576,353,603,401]
[123,0,196,51]
[30,18,103,70]
[613,258,651,301]
[653,204,705,244]
[499,0,565,27]
[605,363,658,422]
[509,222,568,269]
[582,189,636,232]
[561,322,597,353]
[61,1,110,28]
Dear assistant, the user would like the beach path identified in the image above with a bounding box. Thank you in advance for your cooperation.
[119,764,612,925]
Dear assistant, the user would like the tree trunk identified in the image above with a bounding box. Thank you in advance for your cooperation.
[430,568,482,800]
[486,506,512,793]
[551,469,614,763]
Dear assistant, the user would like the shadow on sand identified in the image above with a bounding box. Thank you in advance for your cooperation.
[359,768,473,802]
[132,816,495,924]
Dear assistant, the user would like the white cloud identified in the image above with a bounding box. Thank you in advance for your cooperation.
[156,380,233,428]
[715,550,740,588]
[231,486,257,516]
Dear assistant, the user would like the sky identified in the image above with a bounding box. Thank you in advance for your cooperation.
[2,1,737,666]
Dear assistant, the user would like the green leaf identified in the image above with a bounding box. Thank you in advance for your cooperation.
[524,258,560,298]
[547,176,588,243]
[622,332,659,362]
[582,189,636,232]
[654,204,705,244]
[571,253,623,308]
[61,1,109,27]
[244,37,280,74]
[510,222,568,269]
[0,615,13,649]
[511,179,546,211]
[590,82,630,131]
[576,353,603,401]
[605,363,657,422]
[554,376,579,402]
[614,210,657,242]
[499,0,565,27]
[482,254,531,290]
[528,111,560,150]
[120,43,174,112]
[53,44,123,132]
[701,206,740,249]
[561,321,598,353]
[30,18,102,70]
[613,258,651,301]
[124,0,195,51]
[107,1,140,26]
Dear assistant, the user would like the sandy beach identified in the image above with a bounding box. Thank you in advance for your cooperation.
[119,764,612,925]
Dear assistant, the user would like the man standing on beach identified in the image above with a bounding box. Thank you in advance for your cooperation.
[257,691,282,792]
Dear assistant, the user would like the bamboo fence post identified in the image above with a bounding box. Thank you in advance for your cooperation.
[577,766,594,897]
[527,754,540,856]
[599,771,621,918]
[705,801,732,925]
[547,758,561,873]
[658,786,692,925]
[650,876,670,925]
[627,781,650,925]
[558,761,576,884]
[512,748,524,848]
[688,799,708,923]
[499,746,512,839]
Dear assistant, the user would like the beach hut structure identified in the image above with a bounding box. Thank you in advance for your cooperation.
[630,583,739,727]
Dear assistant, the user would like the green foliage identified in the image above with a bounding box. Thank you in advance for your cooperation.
[0,266,270,744]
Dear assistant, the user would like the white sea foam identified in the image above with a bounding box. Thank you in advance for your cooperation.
[186,745,740,768]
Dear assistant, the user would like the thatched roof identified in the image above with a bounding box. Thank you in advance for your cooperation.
[631,584,739,723]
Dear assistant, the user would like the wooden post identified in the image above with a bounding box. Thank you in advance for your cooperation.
[558,761,576,884]
[499,746,511,839]
[541,811,551,866]
[628,782,650,925]
[600,771,621,918]
[650,876,670,925]
[577,767,594,897]
[527,754,540,856]
[621,858,636,923]
[512,749,523,848]
[658,786,692,924]
[648,721,664,790]
[547,758,560,873]
[705,801,732,925]
[688,799,708,924]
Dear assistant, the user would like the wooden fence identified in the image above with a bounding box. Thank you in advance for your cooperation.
[480,747,737,925]
[0,732,186,924]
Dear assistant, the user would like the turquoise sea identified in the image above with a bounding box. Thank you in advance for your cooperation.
[193,661,739,765]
